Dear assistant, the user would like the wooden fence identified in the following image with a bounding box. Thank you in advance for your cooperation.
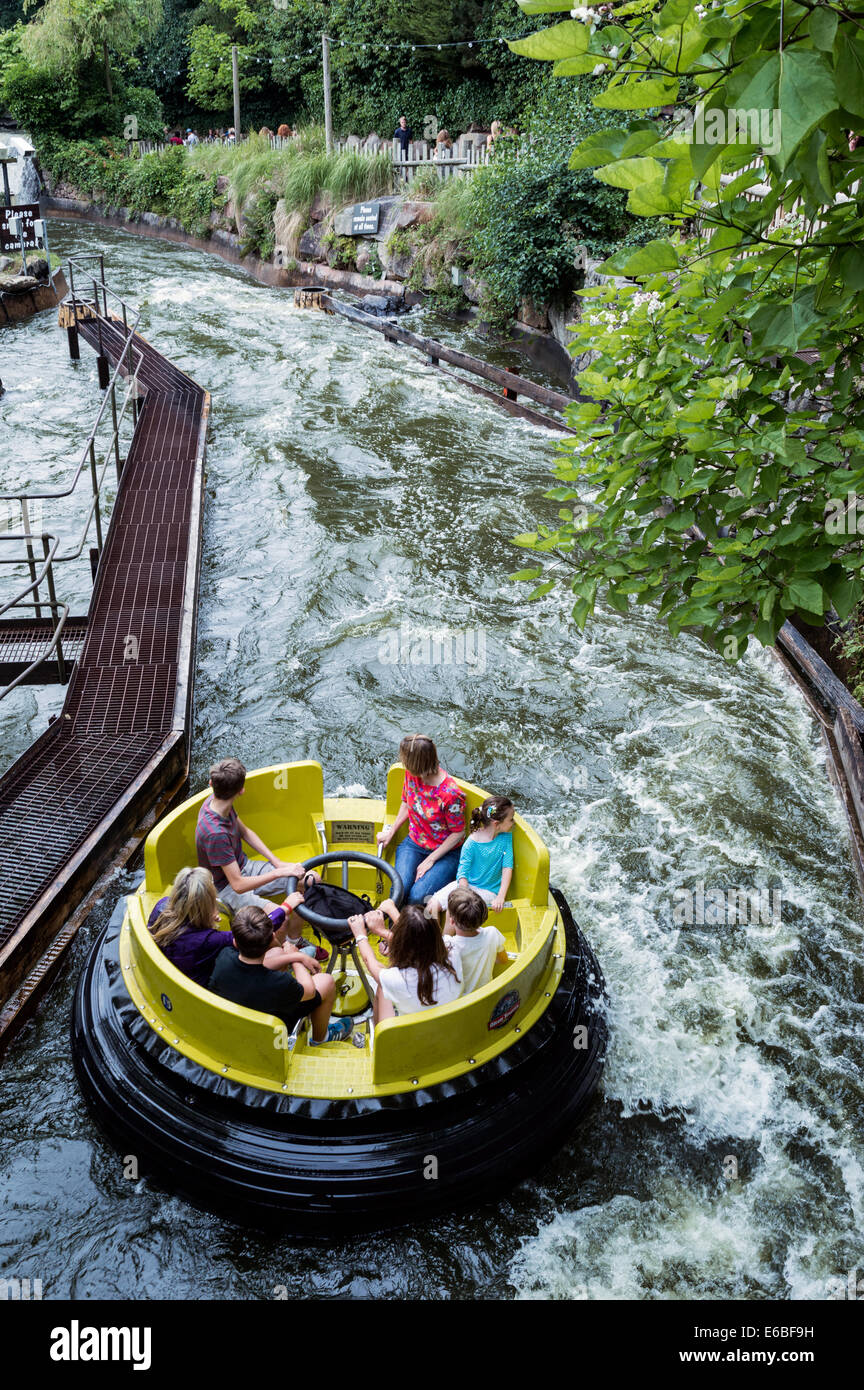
[125,133,492,184]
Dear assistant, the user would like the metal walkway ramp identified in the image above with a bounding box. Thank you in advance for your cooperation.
[0,261,209,1052]
[0,616,88,683]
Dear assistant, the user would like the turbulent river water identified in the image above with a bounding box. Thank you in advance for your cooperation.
[1,220,862,1300]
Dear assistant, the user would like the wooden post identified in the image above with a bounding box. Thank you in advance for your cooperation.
[322,34,333,156]
[232,45,241,143]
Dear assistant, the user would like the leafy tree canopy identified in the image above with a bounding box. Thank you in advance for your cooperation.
[21,0,162,76]
[509,0,864,657]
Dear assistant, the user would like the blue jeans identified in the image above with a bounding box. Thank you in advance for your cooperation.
[394,837,462,906]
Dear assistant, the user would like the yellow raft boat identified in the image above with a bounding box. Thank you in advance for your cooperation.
[72,761,607,1232]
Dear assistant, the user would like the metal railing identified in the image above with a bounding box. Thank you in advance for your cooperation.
[0,257,143,698]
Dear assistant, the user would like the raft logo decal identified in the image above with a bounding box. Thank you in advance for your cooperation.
[160,992,173,1012]
[488,990,520,1031]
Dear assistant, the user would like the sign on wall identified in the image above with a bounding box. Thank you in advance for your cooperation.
[350,202,380,235]
[0,203,41,253]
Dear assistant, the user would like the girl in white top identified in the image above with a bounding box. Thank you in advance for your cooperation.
[443,886,510,996]
[348,904,462,1023]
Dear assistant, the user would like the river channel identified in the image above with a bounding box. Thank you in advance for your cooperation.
[0,219,861,1299]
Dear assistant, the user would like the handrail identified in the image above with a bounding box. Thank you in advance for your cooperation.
[0,532,62,617]
[0,259,144,699]
[0,531,70,695]
[0,309,142,503]
[0,602,71,697]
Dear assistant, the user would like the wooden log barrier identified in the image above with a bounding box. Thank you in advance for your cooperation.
[294,288,324,309]
[58,299,98,329]
[316,292,573,416]
[774,619,864,900]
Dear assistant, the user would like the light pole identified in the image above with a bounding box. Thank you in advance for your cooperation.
[232,44,241,143]
[322,34,333,156]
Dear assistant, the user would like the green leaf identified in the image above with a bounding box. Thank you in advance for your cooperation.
[594,78,680,110]
[777,49,838,170]
[569,128,630,170]
[516,0,577,11]
[723,53,781,119]
[595,156,665,191]
[657,0,691,24]
[618,238,681,274]
[748,293,822,353]
[809,7,838,52]
[605,587,630,615]
[835,31,864,117]
[837,246,864,293]
[511,567,544,581]
[572,595,593,628]
[627,157,692,214]
[527,580,558,600]
[787,578,825,614]
[508,21,590,61]
[554,53,611,75]
[824,575,858,621]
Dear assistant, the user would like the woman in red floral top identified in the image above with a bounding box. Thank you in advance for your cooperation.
[377,734,466,905]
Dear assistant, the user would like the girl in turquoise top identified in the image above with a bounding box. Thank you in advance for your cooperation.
[425,796,515,918]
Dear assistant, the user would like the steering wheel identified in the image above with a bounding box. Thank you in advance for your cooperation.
[284,851,404,934]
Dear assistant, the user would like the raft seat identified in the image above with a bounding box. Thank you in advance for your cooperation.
[124,879,564,1098]
[144,760,327,902]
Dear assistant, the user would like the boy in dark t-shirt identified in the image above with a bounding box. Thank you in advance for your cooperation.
[196,755,327,961]
[209,906,353,1044]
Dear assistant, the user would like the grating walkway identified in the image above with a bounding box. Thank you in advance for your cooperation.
[0,616,88,680]
[0,310,207,953]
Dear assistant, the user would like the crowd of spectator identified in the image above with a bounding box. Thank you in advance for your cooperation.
[157,118,511,153]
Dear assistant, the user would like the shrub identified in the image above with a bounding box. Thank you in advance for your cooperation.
[240,187,280,260]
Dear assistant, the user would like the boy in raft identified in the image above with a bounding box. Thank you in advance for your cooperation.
[442,887,509,995]
[210,905,352,1044]
[196,756,326,960]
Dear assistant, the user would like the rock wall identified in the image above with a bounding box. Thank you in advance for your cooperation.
[42,183,580,385]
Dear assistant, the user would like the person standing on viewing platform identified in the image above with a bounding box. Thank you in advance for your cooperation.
[195,757,326,959]
[377,735,466,904]
[394,115,413,154]
[434,130,453,160]
[394,114,413,180]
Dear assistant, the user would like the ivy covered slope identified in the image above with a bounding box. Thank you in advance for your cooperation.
[510,0,864,659]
